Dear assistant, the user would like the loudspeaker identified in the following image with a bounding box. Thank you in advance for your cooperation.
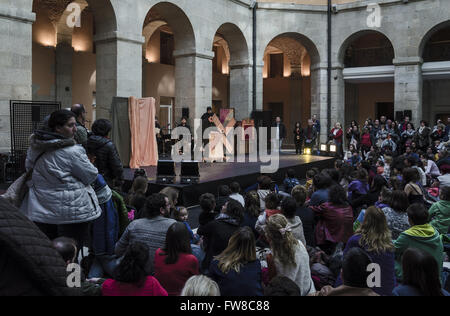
[395,111,404,122]
[156,160,176,184]
[182,108,189,119]
[180,161,200,184]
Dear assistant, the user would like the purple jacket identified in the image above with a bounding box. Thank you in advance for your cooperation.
[348,180,369,201]
[311,202,354,246]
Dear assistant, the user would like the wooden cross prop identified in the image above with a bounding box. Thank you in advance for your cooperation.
[210,114,236,153]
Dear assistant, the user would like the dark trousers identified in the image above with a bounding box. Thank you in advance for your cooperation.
[295,141,303,154]
[34,222,91,250]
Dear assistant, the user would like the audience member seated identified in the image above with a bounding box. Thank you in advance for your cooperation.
[428,186,450,234]
[311,248,379,296]
[393,248,449,296]
[264,276,301,296]
[197,199,244,273]
[280,196,306,247]
[115,193,176,274]
[102,242,168,296]
[126,176,148,219]
[198,193,218,229]
[264,214,315,296]
[180,275,220,296]
[209,227,263,296]
[309,173,333,207]
[241,191,261,238]
[154,222,199,296]
[229,182,245,207]
[382,191,410,240]
[292,185,315,247]
[343,207,395,296]
[311,185,354,255]
[394,203,444,282]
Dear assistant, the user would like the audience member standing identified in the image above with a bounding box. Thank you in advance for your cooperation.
[20,110,101,248]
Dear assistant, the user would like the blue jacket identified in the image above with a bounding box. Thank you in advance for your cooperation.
[209,259,263,296]
[91,174,119,256]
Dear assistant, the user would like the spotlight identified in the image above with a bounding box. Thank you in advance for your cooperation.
[304,148,312,155]
[320,144,328,152]
[329,144,337,153]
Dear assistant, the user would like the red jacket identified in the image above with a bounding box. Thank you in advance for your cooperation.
[331,128,343,143]
[154,248,199,296]
[102,276,168,296]
[361,133,372,147]
[311,202,354,246]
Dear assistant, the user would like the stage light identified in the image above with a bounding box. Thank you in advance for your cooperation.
[180,161,200,184]
[329,145,337,153]
[320,144,328,152]
[304,148,312,155]
[156,160,176,184]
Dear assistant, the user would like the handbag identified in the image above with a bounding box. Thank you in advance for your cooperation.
[2,152,46,207]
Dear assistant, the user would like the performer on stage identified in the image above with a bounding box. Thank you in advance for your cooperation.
[272,117,286,152]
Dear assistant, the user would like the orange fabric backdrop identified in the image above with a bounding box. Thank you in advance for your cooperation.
[128,97,159,168]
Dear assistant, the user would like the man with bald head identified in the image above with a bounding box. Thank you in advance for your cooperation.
[71,104,88,148]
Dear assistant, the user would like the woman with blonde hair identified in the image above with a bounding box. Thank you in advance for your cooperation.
[264,214,315,296]
[343,206,395,296]
[180,275,220,296]
[209,227,263,296]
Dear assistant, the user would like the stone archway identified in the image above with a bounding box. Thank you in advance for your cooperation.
[262,33,319,148]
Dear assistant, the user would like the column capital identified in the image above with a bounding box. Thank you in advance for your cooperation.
[310,62,329,71]
[173,49,215,60]
[229,61,252,69]
[94,31,145,45]
[393,57,423,67]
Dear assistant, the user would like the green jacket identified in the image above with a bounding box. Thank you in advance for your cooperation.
[111,190,130,236]
[429,200,450,235]
[394,224,444,282]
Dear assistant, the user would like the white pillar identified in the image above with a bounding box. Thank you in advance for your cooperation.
[310,63,328,144]
[174,50,214,124]
[0,7,35,151]
[394,57,423,128]
[94,32,144,119]
[229,62,252,120]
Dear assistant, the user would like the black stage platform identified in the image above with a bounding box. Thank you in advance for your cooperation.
[123,154,336,207]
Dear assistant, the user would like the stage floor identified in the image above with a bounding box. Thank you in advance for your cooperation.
[124,153,336,207]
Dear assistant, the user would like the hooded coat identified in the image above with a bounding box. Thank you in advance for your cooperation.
[394,224,444,282]
[0,197,81,296]
[20,131,101,225]
[429,200,450,235]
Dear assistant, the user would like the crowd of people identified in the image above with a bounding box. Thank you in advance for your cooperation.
[1,108,450,297]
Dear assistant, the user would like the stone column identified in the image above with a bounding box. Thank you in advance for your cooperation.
[289,72,302,145]
[94,32,144,119]
[173,49,214,124]
[310,63,328,144]
[229,62,252,120]
[255,62,264,111]
[55,42,73,108]
[0,7,35,151]
[394,57,423,128]
[331,63,345,130]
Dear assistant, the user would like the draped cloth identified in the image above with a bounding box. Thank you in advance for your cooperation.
[128,97,158,169]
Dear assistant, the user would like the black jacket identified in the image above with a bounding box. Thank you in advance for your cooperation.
[272,122,287,139]
[0,198,81,296]
[197,217,241,271]
[87,135,124,185]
